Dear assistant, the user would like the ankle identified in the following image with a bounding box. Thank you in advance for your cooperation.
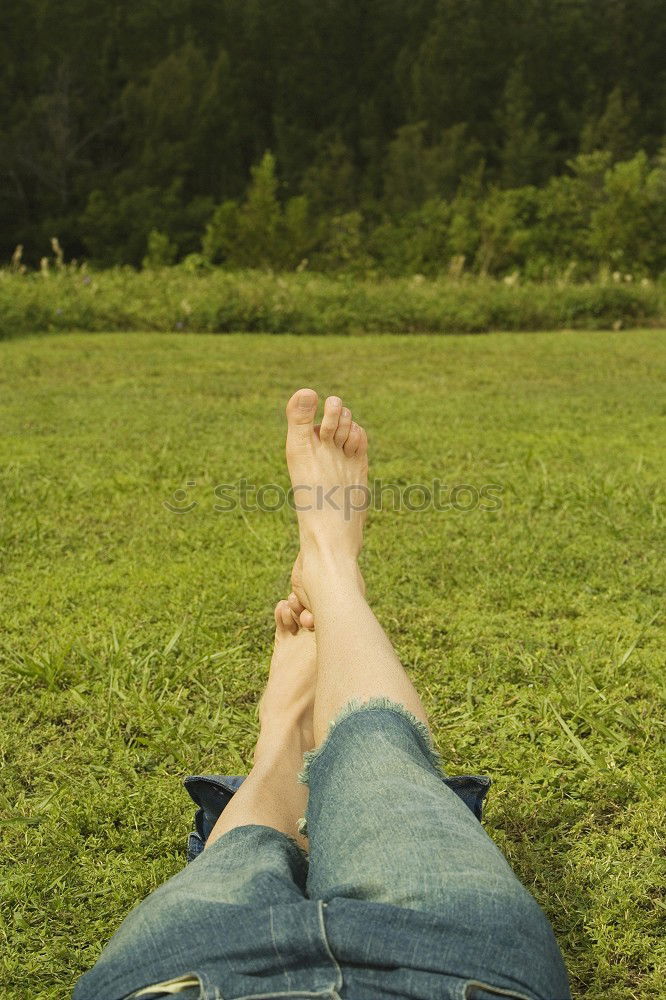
[300,546,363,601]
[254,716,313,768]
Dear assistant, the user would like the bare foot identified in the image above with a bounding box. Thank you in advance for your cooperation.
[255,599,317,762]
[285,389,369,602]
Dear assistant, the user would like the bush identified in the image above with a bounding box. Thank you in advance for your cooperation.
[529,152,612,278]
[475,186,541,276]
[202,153,318,270]
[0,267,662,339]
[202,200,240,265]
[309,212,372,274]
[589,151,666,276]
[142,230,177,269]
[367,199,452,277]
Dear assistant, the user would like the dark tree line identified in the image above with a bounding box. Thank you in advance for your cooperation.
[1,0,665,268]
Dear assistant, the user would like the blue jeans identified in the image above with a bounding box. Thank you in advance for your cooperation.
[73,698,571,1000]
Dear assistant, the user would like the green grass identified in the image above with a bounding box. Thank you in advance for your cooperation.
[1,267,664,338]
[1,330,664,999]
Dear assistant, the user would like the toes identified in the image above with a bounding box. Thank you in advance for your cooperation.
[334,406,353,448]
[287,591,305,622]
[281,600,299,634]
[286,388,318,424]
[300,608,315,630]
[275,599,298,635]
[287,591,303,613]
[319,395,342,443]
[289,590,315,630]
[285,388,318,449]
[356,425,368,458]
[274,600,285,628]
[343,421,362,457]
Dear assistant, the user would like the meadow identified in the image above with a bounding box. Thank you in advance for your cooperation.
[0,329,664,999]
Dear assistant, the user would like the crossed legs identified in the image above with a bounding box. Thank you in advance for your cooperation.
[74,389,571,1000]
[207,389,431,852]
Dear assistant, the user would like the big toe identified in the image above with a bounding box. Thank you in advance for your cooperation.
[275,599,298,636]
[286,388,318,448]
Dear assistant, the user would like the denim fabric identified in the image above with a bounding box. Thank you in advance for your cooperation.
[73,698,571,1000]
[183,767,489,864]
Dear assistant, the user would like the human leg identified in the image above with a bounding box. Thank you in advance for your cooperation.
[73,600,321,1000]
[282,388,571,1000]
[284,389,430,742]
[205,598,316,852]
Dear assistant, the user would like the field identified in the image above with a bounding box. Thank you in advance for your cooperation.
[1,329,664,999]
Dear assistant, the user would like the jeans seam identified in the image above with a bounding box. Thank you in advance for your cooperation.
[229,993,339,999]
[318,900,343,995]
[268,905,293,992]
[463,979,535,1000]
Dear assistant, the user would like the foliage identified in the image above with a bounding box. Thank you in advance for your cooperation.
[367,199,453,277]
[0,267,662,340]
[202,201,240,267]
[142,230,177,270]
[527,153,612,279]
[81,181,213,267]
[1,330,664,999]
[203,154,316,270]
[310,211,372,274]
[589,150,666,276]
[55,145,666,280]
[2,1,666,266]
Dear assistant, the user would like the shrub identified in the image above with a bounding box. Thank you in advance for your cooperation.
[0,268,662,339]
[142,230,177,269]
[202,200,240,265]
[475,186,540,276]
[367,199,452,277]
[589,151,666,276]
[310,212,372,274]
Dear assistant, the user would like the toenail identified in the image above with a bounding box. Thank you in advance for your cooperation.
[328,396,341,408]
[298,394,314,408]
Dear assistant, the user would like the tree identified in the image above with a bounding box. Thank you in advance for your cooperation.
[580,87,640,162]
[531,152,612,277]
[143,229,177,269]
[300,134,358,219]
[2,0,666,265]
[233,151,282,267]
[383,121,483,213]
[589,150,666,275]
[202,201,240,266]
[495,60,550,188]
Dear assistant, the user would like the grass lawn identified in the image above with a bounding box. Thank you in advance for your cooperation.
[1,329,664,999]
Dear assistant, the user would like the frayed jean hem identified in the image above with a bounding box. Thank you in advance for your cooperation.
[297,696,446,788]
